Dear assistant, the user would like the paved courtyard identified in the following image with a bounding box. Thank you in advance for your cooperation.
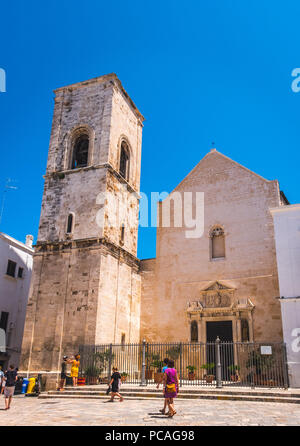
[0,395,300,426]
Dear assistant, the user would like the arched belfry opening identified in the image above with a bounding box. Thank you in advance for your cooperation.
[71,134,89,169]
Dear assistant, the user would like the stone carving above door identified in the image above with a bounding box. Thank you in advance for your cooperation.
[200,281,234,308]
[204,291,231,308]
[186,281,255,316]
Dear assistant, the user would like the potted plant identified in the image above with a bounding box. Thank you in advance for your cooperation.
[200,363,215,383]
[77,376,86,386]
[121,372,129,383]
[84,365,101,385]
[151,359,165,383]
[186,365,196,380]
[246,350,275,386]
[228,364,240,382]
[145,353,159,380]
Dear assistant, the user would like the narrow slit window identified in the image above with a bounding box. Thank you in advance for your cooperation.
[120,224,125,244]
[18,267,24,278]
[119,141,130,181]
[67,214,74,234]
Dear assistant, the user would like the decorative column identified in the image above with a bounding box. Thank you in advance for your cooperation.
[248,312,254,342]
[236,317,242,342]
[198,317,203,342]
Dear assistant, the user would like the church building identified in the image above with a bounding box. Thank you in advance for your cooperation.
[20,74,289,387]
[140,148,288,344]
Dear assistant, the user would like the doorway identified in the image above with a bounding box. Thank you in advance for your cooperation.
[206,320,234,380]
[206,320,233,342]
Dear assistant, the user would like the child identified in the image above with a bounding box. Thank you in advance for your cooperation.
[108,367,123,402]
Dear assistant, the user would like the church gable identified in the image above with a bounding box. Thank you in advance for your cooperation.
[171,149,276,196]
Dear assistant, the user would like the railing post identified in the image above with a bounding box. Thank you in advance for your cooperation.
[282,342,290,389]
[215,336,222,388]
[107,343,113,383]
[140,339,146,386]
[179,342,183,388]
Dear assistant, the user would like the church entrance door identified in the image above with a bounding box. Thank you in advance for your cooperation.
[206,320,233,342]
[206,320,234,380]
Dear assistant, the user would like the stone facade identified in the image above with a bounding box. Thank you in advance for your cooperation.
[20,74,144,387]
[140,149,286,344]
[19,73,291,389]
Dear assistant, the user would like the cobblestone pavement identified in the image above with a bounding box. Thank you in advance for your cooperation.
[0,395,300,426]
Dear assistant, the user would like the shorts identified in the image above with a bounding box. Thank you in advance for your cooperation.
[60,373,67,379]
[4,386,15,397]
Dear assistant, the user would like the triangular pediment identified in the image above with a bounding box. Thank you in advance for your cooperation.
[200,281,235,292]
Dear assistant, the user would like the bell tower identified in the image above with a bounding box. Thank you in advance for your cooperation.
[20,74,144,388]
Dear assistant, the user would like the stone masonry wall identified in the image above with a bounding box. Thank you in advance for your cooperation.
[140,150,283,343]
[20,75,144,387]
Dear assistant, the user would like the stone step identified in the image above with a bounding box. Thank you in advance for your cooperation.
[38,392,300,404]
[47,387,300,399]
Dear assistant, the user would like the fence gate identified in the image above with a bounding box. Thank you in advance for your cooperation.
[78,340,289,388]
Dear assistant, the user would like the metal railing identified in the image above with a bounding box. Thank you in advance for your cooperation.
[78,339,289,388]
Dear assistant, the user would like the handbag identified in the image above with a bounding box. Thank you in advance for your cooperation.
[106,385,111,395]
[166,383,176,393]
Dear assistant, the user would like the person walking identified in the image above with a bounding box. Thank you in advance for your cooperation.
[158,358,169,415]
[57,356,70,391]
[162,359,179,417]
[108,367,123,402]
[3,365,18,410]
[70,354,80,387]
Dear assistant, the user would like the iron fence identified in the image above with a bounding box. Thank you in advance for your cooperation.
[78,340,289,388]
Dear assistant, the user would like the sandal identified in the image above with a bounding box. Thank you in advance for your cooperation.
[168,410,176,417]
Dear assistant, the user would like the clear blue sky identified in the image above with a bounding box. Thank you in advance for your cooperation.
[1,1,299,259]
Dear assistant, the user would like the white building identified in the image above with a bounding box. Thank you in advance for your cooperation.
[270,204,300,387]
[0,232,34,369]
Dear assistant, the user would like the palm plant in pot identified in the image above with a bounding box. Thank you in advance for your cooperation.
[151,359,165,383]
[84,365,101,385]
[200,363,215,383]
[186,365,196,380]
[228,364,240,382]
[144,352,154,380]
[121,372,129,383]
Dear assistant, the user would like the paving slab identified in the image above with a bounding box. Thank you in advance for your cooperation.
[1,394,300,426]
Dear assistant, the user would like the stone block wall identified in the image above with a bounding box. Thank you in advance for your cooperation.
[140,150,283,343]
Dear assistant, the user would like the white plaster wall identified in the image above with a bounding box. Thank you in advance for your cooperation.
[271,204,300,387]
[0,233,33,367]
[271,205,300,298]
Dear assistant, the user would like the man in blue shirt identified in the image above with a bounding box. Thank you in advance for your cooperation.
[158,358,169,415]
